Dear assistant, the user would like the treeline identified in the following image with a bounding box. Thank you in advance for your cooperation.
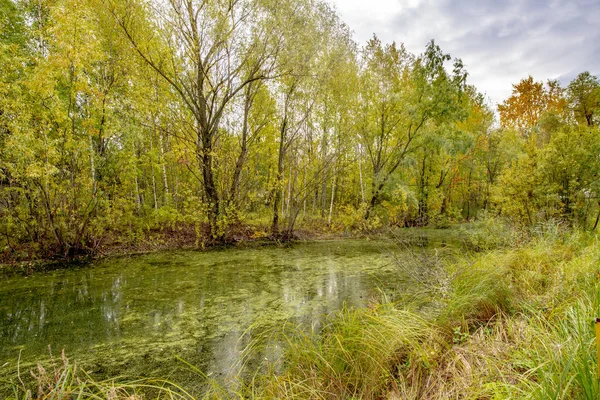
[0,0,599,258]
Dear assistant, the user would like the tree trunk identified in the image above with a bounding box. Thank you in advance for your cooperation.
[197,123,219,240]
[230,85,254,207]
[593,202,600,231]
[328,172,336,226]
[89,133,97,197]
[134,175,141,211]
[358,144,365,203]
[151,137,158,210]
[271,119,287,236]
[320,133,328,217]
[160,132,169,205]
[417,150,429,226]
[365,166,384,220]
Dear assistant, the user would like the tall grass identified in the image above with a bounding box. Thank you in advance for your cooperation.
[5,349,198,400]
[250,306,432,399]
[247,227,600,399]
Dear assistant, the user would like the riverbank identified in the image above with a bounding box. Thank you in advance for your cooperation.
[0,222,470,276]
[247,228,599,399]
[0,223,317,275]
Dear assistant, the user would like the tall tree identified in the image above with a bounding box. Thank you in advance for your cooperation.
[108,0,281,239]
[498,76,546,135]
[568,71,600,126]
[359,38,467,219]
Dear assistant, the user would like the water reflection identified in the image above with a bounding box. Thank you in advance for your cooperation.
[0,239,426,388]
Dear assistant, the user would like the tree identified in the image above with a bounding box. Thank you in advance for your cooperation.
[498,76,546,135]
[268,0,353,237]
[0,0,142,255]
[538,125,600,222]
[359,38,467,220]
[567,71,600,126]
[108,0,281,239]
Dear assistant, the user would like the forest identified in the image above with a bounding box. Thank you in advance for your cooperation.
[1,0,599,262]
[3,0,600,399]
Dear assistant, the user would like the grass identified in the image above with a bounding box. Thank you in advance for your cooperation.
[249,306,433,399]
[6,223,600,399]
[243,225,600,399]
[5,348,199,400]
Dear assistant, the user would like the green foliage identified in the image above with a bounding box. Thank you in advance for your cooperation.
[568,71,600,126]
[8,349,196,400]
[459,213,521,251]
[494,124,600,227]
[338,203,382,232]
[3,0,600,397]
[0,0,599,261]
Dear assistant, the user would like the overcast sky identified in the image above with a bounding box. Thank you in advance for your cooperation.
[326,0,600,107]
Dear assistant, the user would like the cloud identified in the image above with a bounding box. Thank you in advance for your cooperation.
[327,0,600,107]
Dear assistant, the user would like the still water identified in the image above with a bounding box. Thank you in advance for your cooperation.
[0,238,444,390]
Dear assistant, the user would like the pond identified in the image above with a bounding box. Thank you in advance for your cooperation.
[0,235,456,393]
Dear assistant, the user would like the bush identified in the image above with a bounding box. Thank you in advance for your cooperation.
[338,203,382,232]
[458,213,522,251]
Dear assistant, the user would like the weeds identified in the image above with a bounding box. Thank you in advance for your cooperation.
[7,347,197,400]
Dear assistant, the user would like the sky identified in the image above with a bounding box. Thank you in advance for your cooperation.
[326,0,600,107]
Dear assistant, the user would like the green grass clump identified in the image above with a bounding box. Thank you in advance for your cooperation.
[252,306,432,399]
[248,229,600,399]
[5,349,197,400]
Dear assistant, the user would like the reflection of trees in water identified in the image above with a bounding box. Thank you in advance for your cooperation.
[0,272,129,376]
[0,241,404,386]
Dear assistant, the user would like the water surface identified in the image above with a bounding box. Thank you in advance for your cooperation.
[0,237,444,390]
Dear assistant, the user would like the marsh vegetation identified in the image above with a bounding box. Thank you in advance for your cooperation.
[3,224,600,399]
